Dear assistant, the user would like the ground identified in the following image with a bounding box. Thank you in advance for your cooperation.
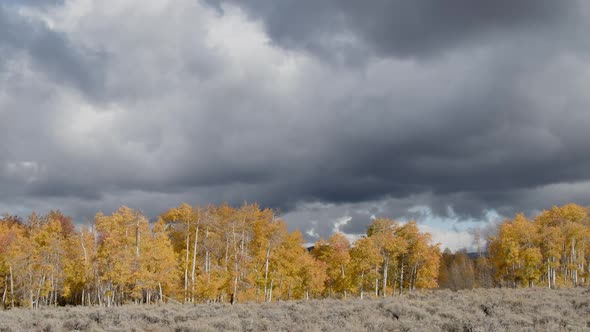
[1,288,589,331]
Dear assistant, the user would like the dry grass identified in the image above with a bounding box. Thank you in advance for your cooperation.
[1,288,590,331]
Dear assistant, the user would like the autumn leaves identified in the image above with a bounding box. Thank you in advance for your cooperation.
[158,204,440,304]
[0,208,178,308]
[3,202,590,309]
[2,202,589,309]
[313,219,441,300]
[488,203,590,288]
[0,203,441,308]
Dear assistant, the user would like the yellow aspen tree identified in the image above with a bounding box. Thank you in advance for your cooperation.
[272,230,306,301]
[414,244,441,289]
[5,229,36,308]
[297,252,327,300]
[538,225,562,288]
[489,213,541,288]
[396,221,436,292]
[367,218,407,297]
[535,204,589,287]
[63,226,95,305]
[160,203,198,302]
[95,207,147,306]
[349,236,382,299]
[520,247,543,287]
[490,221,521,287]
[144,219,179,303]
[248,207,285,302]
[0,216,25,308]
[259,217,289,302]
[31,217,67,307]
[312,233,352,298]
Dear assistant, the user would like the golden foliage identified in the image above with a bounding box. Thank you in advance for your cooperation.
[0,203,442,308]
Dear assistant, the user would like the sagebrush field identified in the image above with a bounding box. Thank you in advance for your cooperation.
[1,288,589,332]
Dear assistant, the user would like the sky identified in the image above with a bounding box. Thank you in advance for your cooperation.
[2,0,590,251]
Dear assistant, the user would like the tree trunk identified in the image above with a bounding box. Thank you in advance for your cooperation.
[97,284,102,307]
[547,265,551,289]
[9,266,14,308]
[360,271,364,300]
[382,256,389,297]
[279,275,283,301]
[374,265,379,297]
[232,225,239,303]
[80,232,88,265]
[35,274,46,309]
[205,226,210,283]
[2,275,7,308]
[191,224,199,302]
[269,278,274,302]
[341,263,347,298]
[572,239,577,286]
[50,273,55,306]
[399,263,404,295]
[264,242,271,302]
[184,230,190,302]
[411,264,418,291]
[225,238,229,271]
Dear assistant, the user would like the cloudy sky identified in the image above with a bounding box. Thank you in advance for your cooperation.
[2,0,590,250]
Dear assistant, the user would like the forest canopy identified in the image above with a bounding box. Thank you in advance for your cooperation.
[0,203,439,308]
[1,202,589,309]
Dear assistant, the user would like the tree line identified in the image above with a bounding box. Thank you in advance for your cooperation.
[439,203,590,291]
[489,203,590,288]
[2,202,588,309]
[0,203,440,308]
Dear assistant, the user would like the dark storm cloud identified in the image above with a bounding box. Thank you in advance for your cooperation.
[1,0,590,245]
[208,0,578,60]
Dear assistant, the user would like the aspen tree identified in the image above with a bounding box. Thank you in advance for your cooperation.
[349,237,382,299]
[367,218,407,297]
[311,233,351,298]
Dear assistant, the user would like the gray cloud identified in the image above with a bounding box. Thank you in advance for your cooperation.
[1,0,590,247]
[207,0,580,61]
[0,5,104,97]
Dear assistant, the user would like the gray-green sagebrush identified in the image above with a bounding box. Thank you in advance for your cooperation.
[1,288,589,332]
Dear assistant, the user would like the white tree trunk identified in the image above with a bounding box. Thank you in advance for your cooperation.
[191,224,199,302]
[360,271,364,300]
[382,257,389,298]
[264,242,271,302]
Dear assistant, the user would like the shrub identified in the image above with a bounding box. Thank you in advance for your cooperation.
[1,288,589,331]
